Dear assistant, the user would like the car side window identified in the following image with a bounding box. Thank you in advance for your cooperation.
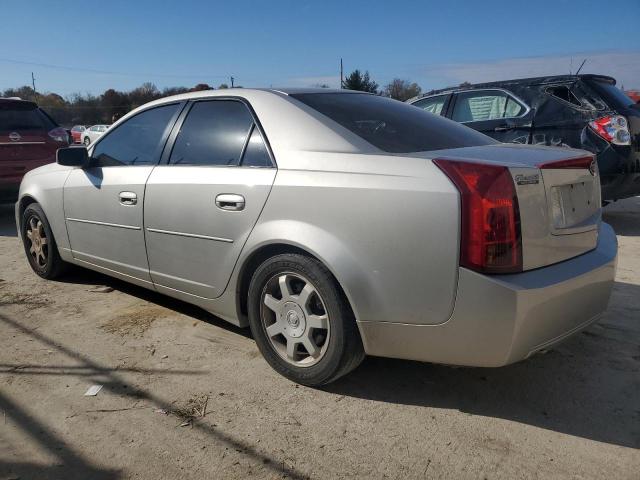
[412,95,448,116]
[169,100,253,166]
[452,90,525,122]
[92,104,179,167]
[240,125,272,167]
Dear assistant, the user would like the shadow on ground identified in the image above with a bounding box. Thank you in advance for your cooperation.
[0,203,16,237]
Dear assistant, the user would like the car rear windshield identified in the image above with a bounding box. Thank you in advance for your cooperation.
[587,80,636,110]
[0,102,55,132]
[290,93,496,153]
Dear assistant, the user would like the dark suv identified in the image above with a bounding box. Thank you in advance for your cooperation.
[0,98,68,202]
[408,74,640,201]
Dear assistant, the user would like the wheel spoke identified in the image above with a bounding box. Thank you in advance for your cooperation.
[278,275,292,300]
[307,314,328,330]
[29,245,35,254]
[263,294,280,313]
[302,336,320,359]
[36,220,44,237]
[40,237,48,245]
[297,283,315,310]
[26,230,33,240]
[266,322,282,338]
[286,339,297,360]
[29,217,37,231]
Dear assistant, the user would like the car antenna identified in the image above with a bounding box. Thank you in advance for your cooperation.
[575,59,587,75]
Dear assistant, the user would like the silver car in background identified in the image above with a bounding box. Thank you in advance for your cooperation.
[82,124,109,146]
[15,89,617,385]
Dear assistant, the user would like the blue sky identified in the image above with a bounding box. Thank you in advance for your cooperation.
[1,0,639,96]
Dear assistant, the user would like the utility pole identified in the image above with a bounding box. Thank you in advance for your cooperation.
[31,72,37,100]
[230,76,234,88]
[340,58,343,89]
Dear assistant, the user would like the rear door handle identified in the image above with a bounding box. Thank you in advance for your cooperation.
[215,193,245,211]
[119,191,137,206]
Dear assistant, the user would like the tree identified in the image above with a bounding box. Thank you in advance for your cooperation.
[217,83,229,89]
[343,69,378,93]
[190,83,213,92]
[383,79,422,102]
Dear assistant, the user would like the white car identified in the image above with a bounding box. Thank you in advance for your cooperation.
[82,125,109,146]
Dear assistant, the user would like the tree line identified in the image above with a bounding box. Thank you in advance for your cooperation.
[2,69,424,127]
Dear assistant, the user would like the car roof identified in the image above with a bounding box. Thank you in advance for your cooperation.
[0,97,38,108]
[409,74,617,102]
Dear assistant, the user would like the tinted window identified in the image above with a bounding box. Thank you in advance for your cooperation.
[92,104,179,167]
[241,126,272,167]
[291,93,495,153]
[412,95,447,115]
[452,90,525,122]
[0,103,50,132]
[169,101,253,166]
[587,80,636,110]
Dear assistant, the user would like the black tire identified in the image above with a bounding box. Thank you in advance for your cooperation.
[21,203,68,279]
[248,253,364,386]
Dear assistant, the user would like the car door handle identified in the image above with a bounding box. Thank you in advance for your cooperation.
[119,191,137,206]
[215,194,245,211]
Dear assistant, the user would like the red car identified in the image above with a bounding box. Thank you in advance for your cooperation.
[626,90,640,104]
[0,98,68,202]
[70,125,87,144]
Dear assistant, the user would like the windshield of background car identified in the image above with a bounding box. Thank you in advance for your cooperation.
[291,93,497,153]
[0,102,52,132]
[588,80,636,110]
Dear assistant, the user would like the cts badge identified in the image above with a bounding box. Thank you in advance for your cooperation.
[514,173,540,185]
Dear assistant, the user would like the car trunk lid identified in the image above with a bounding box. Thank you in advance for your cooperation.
[428,143,601,270]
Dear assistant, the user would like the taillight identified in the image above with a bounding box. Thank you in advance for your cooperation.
[536,155,596,171]
[434,159,522,274]
[48,127,68,143]
[589,115,631,145]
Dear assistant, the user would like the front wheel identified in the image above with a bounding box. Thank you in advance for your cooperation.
[248,253,364,386]
[21,203,68,279]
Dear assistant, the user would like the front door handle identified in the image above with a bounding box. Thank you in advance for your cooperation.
[119,191,137,206]
[215,193,245,211]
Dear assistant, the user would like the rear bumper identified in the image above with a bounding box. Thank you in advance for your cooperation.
[597,144,640,200]
[358,222,618,367]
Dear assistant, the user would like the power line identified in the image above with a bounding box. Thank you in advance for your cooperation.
[0,57,230,79]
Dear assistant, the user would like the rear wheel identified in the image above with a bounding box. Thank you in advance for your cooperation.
[248,253,364,386]
[21,203,67,279]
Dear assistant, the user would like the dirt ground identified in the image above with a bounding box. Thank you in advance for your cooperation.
[0,198,638,480]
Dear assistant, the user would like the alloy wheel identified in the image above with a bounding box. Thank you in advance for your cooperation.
[25,216,48,267]
[260,272,330,367]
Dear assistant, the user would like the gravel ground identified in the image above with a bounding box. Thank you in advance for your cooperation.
[0,198,639,480]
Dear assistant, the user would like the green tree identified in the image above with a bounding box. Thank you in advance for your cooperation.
[383,79,422,101]
[217,83,229,89]
[343,69,378,93]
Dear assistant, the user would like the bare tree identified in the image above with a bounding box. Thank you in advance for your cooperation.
[383,79,422,101]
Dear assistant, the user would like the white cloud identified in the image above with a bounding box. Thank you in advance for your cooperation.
[421,51,640,90]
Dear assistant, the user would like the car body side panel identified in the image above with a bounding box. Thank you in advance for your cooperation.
[15,163,73,261]
[239,150,460,326]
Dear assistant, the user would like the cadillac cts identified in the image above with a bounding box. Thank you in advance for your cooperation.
[15,89,617,385]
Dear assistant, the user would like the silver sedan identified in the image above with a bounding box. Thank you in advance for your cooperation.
[15,89,617,385]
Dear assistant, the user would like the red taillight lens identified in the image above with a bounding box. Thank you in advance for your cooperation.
[536,155,595,170]
[589,115,631,145]
[434,159,522,274]
[48,127,69,143]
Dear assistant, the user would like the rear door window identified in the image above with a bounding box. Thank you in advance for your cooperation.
[411,95,449,116]
[291,92,495,153]
[451,90,525,122]
[169,100,254,166]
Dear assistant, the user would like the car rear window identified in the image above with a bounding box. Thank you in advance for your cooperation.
[290,93,496,153]
[587,80,636,110]
[0,102,53,132]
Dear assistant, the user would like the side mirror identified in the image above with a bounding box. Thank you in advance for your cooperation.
[57,146,90,168]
